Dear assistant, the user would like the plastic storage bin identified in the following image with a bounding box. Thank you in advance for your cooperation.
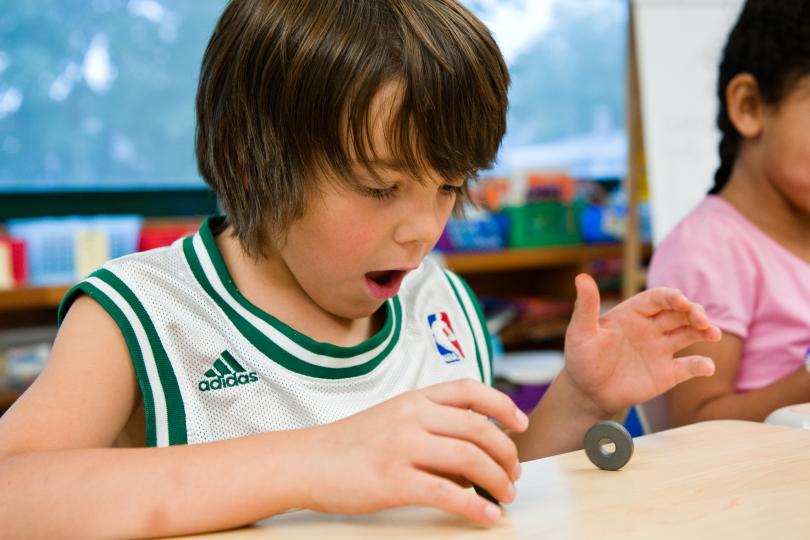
[579,203,620,244]
[503,201,581,248]
[440,213,510,252]
[6,215,143,285]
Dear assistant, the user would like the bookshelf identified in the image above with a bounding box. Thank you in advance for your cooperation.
[0,390,22,410]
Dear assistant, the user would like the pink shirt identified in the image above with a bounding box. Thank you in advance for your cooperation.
[648,196,810,392]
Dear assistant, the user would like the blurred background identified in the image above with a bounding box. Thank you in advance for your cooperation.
[0,0,652,432]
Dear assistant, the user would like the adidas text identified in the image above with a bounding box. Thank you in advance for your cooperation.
[198,372,259,392]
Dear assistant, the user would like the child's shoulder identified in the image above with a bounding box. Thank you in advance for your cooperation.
[97,237,190,282]
[650,196,761,283]
[59,237,192,322]
[660,196,754,249]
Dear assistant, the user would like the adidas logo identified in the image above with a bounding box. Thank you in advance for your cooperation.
[197,350,259,392]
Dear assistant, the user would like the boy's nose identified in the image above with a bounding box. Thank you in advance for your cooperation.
[392,203,446,249]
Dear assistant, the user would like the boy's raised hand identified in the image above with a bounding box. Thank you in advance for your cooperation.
[296,379,527,525]
[562,274,722,416]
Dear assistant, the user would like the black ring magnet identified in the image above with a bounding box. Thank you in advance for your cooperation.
[583,420,634,471]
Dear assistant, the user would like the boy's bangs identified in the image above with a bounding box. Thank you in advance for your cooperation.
[314,1,508,189]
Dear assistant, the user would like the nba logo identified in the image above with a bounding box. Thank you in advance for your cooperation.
[427,312,464,364]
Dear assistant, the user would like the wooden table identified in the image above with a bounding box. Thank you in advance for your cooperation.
[178,420,810,539]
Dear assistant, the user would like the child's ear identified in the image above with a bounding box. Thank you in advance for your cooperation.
[726,73,764,138]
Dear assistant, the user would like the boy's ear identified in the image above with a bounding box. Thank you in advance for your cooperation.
[726,73,764,138]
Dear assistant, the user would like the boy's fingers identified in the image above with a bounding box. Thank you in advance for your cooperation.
[412,436,515,504]
[665,326,721,351]
[653,304,712,333]
[634,287,691,317]
[651,310,690,333]
[407,470,502,525]
[568,273,600,337]
[686,303,712,329]
[423,406,521,481]
[422,380,529,433]
[670,355,716,385]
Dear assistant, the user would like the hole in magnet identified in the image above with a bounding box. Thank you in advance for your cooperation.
[598,438,616,455]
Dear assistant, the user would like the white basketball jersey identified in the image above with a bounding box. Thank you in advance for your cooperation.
[59,217,492,447]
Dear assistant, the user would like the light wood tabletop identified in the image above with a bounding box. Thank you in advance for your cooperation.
[176,420,810,539]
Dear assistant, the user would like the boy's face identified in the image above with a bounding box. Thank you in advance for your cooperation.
[278,165,461,320]
[274,83,465,321]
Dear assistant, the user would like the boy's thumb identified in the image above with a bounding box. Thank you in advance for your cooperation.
[569,273,600,337]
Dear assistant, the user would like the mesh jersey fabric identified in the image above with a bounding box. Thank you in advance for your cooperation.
[59,217,493,447]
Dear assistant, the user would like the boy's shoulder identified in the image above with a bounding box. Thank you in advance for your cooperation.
[98,238,190,281]
[59,238,192,324]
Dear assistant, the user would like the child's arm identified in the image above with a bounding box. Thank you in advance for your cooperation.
[667,335,810,425]
[513,274,722,461]
[0,297,526,538]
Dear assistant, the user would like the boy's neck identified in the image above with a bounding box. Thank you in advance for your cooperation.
[720,156,810,262]
[214,229,384,347]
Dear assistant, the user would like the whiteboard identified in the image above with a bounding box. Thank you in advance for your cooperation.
[633,0,744,244]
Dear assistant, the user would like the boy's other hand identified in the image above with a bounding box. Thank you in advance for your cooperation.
[563,273,722,416]
[296,379,528,525]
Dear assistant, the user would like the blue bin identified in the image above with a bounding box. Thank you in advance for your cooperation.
[7,215,143,285]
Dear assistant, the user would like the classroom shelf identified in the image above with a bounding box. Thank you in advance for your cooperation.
[443,243,650,274]
[0,285,70,313]
[0,389,23,410]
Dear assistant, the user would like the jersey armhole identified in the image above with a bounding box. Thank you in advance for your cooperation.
[57,277,159,447]
[57,269,188,447]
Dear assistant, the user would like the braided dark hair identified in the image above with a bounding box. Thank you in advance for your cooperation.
[711,0,810,194]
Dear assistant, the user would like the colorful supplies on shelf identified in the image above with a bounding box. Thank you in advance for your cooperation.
[436,212,510,252]
[503,200,582,248]
[6,215,142,286]
[138,223,198,251]
[0,236,27,289]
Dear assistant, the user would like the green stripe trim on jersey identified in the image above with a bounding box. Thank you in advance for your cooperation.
[183,236,401,379]
[93,269,188,446]
[456,275,493,386]
[195,217,394,358]
[442,270,485,384]
[58,281,158,447]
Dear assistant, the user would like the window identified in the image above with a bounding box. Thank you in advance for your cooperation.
[0,0,225,217]
[0,0,626,217]
[465,0,628,179]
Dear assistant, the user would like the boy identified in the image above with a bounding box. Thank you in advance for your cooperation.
[0,1,720,537]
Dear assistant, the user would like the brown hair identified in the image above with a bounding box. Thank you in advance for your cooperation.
[196,0,509,257]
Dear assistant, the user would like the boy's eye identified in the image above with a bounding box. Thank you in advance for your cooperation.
[361,185,398,200]
[441,183,465,196]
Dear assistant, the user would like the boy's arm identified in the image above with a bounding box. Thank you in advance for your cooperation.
[512,275,722,462]
[668,335,810,425]
[0,296,309,537]
[0,297,527,538]
[511,369,608,460]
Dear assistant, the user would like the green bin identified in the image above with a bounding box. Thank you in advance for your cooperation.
[503,201,582,248]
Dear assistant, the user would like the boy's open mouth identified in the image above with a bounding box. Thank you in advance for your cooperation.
[364,269,406,300]
[366,270,398,285]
